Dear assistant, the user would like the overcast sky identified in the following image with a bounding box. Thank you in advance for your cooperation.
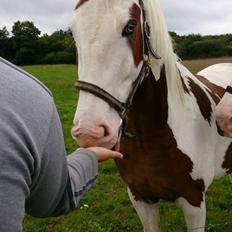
[0,0,231,35]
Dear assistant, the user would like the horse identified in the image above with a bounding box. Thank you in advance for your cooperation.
[70,0,232,231]
[214,79,232,138]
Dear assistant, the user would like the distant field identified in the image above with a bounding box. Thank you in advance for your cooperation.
[183,56,232,74]
[22,58,232,232]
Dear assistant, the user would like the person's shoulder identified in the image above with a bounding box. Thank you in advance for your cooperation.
[0,57,52,97]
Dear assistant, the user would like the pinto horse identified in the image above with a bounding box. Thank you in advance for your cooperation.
[70,0,232,231]
[214,79,232,138]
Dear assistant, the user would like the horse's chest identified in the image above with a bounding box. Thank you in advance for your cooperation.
[116,126,205,207]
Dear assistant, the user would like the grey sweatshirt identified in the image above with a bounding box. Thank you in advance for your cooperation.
[0,57,98,231]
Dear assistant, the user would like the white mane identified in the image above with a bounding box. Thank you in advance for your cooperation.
[144,0,184,100]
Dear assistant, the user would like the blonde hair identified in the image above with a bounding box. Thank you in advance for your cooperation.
[144,0,184,101]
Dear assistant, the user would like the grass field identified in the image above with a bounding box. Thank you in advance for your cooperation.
[22,57,232,232]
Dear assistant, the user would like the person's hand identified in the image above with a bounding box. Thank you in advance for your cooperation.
[87,147,124,162]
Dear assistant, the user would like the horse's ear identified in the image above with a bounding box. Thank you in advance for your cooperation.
[75,0,88,10]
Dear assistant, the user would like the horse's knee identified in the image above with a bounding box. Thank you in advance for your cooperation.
[176,197,206,232]
[128,188,160,232]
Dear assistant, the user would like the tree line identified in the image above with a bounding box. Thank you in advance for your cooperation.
[0,21,76,65]
[0,21,232,65]
[170,32,232,59]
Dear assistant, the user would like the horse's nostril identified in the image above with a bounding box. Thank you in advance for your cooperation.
[100,125,110,137]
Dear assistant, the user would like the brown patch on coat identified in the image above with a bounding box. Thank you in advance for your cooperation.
[128,4,143,66]
[179,72,225,106]
[196,75,225,105]
[75,0,88,10]
[179,71,190,94]
[116,66,205,207]
[188,78,212,125]
[222,143,232,174]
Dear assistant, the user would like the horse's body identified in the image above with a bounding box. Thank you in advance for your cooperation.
[117,62,232,231]
[70,0,232,231]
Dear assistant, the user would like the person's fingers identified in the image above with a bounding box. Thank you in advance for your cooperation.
[87,147,124,161]
[111,151,123,159]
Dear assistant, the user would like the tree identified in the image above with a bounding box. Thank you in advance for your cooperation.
[0,27,9,39]
[0,27,10,58]
[39,29,76,64]
[12,21,40,41]
[11,21,41,64]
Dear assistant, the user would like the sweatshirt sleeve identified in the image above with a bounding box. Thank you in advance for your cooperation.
[67,149,98,208]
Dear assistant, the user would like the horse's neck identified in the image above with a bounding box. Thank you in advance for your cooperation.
[127,65,170,137]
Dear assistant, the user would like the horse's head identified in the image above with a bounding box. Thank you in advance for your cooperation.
[215,86,232,138]
[69,0,173,148]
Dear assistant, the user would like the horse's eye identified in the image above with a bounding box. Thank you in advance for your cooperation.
[122,19,137,37]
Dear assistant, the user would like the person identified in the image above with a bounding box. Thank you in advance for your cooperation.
[0,57,123,232]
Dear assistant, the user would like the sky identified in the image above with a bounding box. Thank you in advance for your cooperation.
[0,0,231,36]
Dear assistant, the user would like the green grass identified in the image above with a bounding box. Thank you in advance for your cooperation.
[22,64,232,232]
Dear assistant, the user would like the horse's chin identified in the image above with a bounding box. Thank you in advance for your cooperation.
[74,135,119,150]
[112,139,121,152]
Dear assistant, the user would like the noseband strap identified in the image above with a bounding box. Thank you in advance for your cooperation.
[75,81,127,118]
[75,62,150,120]
[226,86,232,94]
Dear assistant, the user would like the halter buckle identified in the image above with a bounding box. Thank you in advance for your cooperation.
[146,54,152,65]
[121,117,136,139]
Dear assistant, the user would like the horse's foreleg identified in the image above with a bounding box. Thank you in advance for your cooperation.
[176,196,206,232]
[128,188,160,232]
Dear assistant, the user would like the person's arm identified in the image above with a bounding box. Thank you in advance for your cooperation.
[26,104,123,217]
[0,102,122,232]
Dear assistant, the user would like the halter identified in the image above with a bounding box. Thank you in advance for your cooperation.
[75,0,161,139]
[226,85,232,94]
